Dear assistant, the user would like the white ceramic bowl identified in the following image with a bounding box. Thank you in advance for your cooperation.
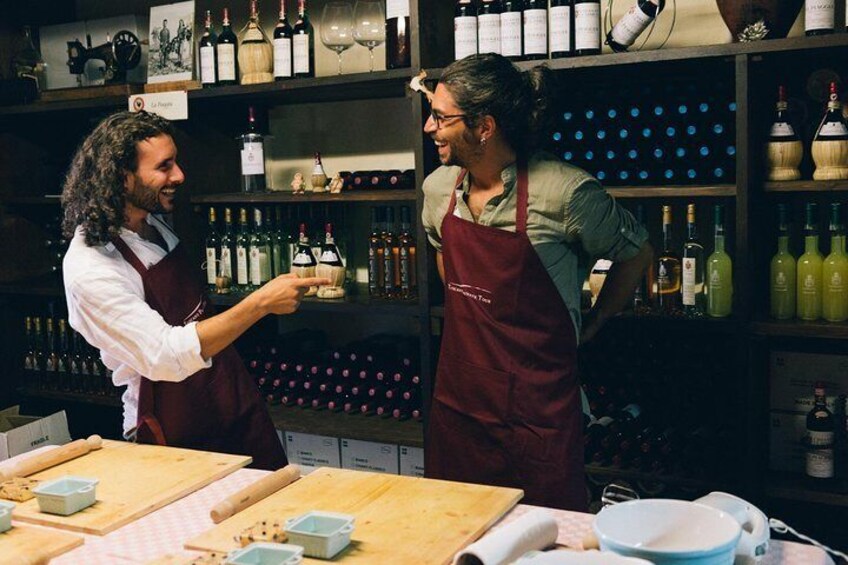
[515,549,653,564]
[593,499,742,565]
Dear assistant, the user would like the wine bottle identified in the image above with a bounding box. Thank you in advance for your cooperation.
[205,207,220,291]
[199,10,217,87]
[368,207,385,296]
[23,317,35,384]
[273,0,294,80]
[766,85,802,181]
[797,203,823,321]
[382,207,400,298]
[822,202,848,322]
[681,203,705,317]
[478,0,502,55]
[240,106,266,193]
[606,0,664,52]
[291,222,318,279]
[386,0,411,68]
[770,203,796,320]
[522,0,547,60]
[706,204,732,317]
[293,0,315,78]
[68,329,84,393]
[238,0,274,85]
[56,319,70,391]
[805,0,835,35]
[656,205,681,314]
[311,152,328,192]
[271,207,288,277]
[454,0,478,60]
[812,81,848,180]
[218,208,237,289]
[216,7,239,86]
[236,208,252,291]
[573,0,600,56]
[550,0,573,58]
[44,318,58,390]
[500,0,523,60]
[317,222,344,291]
[806,382,835,479]
[249,208,272,287]
[399,205,417,299]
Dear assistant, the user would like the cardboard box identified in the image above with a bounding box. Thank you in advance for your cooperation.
[341,439,399,474]
[769,351,848,413]
[399,446,424,477]
[283,432,341,469]
[768,410,807,473]
[0,406,71,461]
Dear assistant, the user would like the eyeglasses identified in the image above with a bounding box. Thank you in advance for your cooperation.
[430,110,467,129]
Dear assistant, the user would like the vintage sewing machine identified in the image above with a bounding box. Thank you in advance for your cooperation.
[66,30,141,85]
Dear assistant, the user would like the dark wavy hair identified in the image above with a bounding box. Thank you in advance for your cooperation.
[439,53,557,156]
[62,110,175,246]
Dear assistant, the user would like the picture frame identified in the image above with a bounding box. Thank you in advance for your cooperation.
[147,1,195,84]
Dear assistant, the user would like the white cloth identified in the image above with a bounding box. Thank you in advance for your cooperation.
[454,509,559,565]
[63,214,211,436]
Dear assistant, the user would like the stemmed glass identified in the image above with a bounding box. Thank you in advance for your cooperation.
[321,1,355,75]
[353,0,386,72]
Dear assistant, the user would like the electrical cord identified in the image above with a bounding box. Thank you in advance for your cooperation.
[769,518,848,562]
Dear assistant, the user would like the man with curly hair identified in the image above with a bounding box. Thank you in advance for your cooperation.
[61,111,327,469]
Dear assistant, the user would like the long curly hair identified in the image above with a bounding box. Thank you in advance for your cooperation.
[62,110,175,246]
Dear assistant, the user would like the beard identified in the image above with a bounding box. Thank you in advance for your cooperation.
[125,178,171,214]
[441,129,484,169]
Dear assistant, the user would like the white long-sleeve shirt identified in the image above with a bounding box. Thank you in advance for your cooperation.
[63,214,211,436]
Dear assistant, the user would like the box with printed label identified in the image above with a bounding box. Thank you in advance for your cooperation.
[341,439,399,474]
[769,351,848,413]
[0,406,71,461]
[284,432,341,469]
[768,410,807,473]
[399,446,424,477]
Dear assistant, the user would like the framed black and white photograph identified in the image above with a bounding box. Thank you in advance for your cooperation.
[148,1,195,83]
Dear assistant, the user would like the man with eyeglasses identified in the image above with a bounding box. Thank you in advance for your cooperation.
[421,54,652,511]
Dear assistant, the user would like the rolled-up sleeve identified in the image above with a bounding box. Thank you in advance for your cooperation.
[66,272,211,383]
[564,178,648,261]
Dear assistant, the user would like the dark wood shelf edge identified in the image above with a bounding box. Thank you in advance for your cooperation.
[191,190,417,204]
[585,464,730,491]
[0,277,64,296]
[17,387,122,408]
[267,404,423,447]
[606,185,736,199]
[765,473,848,507]
[4,196,63,205]
[750,320,848,340]
[764,180,848,193]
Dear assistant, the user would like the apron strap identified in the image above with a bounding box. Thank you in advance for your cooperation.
[446,169,467,218]
[448,160,529,233]
[111,236,148,276]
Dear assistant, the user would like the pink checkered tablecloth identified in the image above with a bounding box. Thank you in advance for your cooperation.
[0,449,837,564]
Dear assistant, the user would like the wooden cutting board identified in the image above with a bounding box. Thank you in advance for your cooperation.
[186,467,523,564]
[0,524,83,565]
[12,440,250,535]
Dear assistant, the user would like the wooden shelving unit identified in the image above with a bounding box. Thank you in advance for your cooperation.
[764,180,848,193]
[750,319,848,340]
[766,473,848,507]
[606,184,736,199]
[17,387,122,408]
[191,190,417,204]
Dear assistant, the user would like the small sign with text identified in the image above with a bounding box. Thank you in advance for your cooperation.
[128,91,188,121]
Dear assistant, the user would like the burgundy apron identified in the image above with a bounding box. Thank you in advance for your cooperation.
[425,160,587,511]
[112,235,286,471]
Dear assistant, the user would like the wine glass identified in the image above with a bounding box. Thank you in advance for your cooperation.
[321,1,355,75]
[353,0,386,72]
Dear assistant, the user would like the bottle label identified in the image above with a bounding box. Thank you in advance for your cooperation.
[454,16,478,60]
[523,9,547,55]
[828,270,844,291]
[500,12,522,57]
[217,44,236,81]
[682,257,696,305]
[773,270,788,292]
[478,13,502,55]
[250,246,262,285]
[368,247,381,292]
[575,3,600,51]
[400,247,412,290]
[386,0,410,19]
[236,246,249,284]
[220,248,233,278]
[241,141,265,176]
[320,250,340,263]
[809,430,835,447]
[806,2,835,30]
[200,45,216,84]
[770,122,795,137]
[293,249,314,266]
[205,247,217,284]
[610,5,653,48]
[293,34,311,74]
[710,267,723,289]
[273,37,293,78]
[550,6,571,53]
[806,447,834,478]
[802,273,817,294]
[818,121,848,137]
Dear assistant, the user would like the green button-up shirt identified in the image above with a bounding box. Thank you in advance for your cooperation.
[422,152,648,340]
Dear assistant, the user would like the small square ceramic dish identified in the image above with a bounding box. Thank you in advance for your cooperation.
[224,542,304,565]
[31,476,98,516]
[284,511,355,559]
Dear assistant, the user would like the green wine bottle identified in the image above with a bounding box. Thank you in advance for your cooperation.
[822,202,848,322]
[797,203,823,321]
[706,204,732,317]
[770,203,796,320]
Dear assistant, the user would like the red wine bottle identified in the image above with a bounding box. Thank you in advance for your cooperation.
[199,10,217,87]
[292,0,315,77]
[216,7,239,85]
[386,0,411,69]
[273,0,294,80]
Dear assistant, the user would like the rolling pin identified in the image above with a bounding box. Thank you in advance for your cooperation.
[210,464,301,523]
[0,434,102,482]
